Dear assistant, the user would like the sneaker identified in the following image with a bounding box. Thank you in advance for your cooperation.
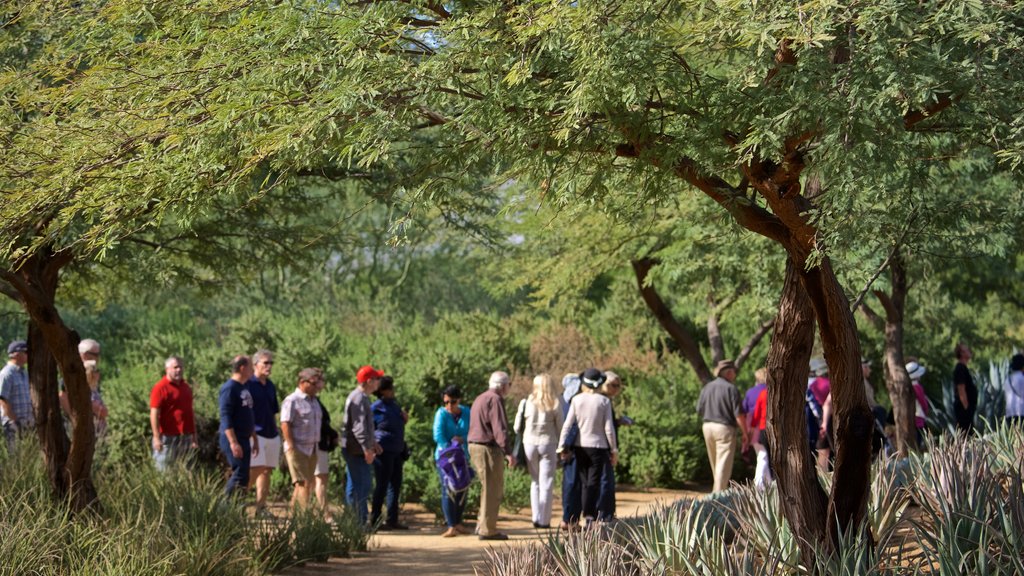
[532,522,550,529]
[478,533,509,541]
[386,522,410,530]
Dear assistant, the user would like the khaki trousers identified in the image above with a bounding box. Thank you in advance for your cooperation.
[469,443,505,536]
[702,422,737,492]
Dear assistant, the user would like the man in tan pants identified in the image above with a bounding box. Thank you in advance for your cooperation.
[467,371,517,540]
[696,360,748,492]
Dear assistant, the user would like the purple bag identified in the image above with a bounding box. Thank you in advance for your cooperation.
[436,440,474,493]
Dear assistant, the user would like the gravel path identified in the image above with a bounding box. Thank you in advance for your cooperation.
[279,486,702,576]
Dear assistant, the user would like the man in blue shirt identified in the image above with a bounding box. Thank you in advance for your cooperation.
[219,355,257,497]
[248,350,280,515]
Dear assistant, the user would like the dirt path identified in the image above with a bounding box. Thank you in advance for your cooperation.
[280,486,703,576]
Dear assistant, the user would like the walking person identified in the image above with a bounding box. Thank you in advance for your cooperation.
[313,375,338,517]
[0,341,32,452]
[906,361,930,445]
[468,371,517,540]
[342,365,383,526]
[952,343,978,435]
[248,350,280,515]
[596,371,630,522]
[557,368,618,528]
[281,368,323,510]
[219,355,258,498]
[1005,354,1024,427]
[371,376,410,530]
[696,360,747,492]
[749,381,771,489]
[432,385,472,537]
[559,372,582,531]
[513,373,565,529]
[150,356,198,471]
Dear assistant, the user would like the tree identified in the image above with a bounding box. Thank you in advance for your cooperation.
[4,1,1022,558]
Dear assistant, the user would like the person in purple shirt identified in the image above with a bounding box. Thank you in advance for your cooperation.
[743,368,768,427]
[248,350,280,515]
[219,355,257,497]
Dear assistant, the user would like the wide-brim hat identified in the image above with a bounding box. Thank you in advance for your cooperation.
[714,359,737,377]
[580,368,606,389]
[905,361,926,381]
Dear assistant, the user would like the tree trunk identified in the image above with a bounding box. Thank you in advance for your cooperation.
[796,254,873,544]
[765,258,828,559]
[631,258,714,384]
[3,247,98,512]
[872,252,917,455]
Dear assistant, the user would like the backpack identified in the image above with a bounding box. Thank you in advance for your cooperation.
[436,441,474,493]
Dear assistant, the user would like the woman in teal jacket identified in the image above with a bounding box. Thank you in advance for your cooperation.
[432,385,471,537]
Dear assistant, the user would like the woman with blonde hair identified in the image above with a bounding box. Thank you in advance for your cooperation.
[514,373,565,528]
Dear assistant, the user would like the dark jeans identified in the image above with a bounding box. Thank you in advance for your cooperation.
[438,469,466,527]
[219,434,251,497]
[596,458,616,521]
[575,446,610,521]
[561,455,581,524]
[372,451,404,526]
[344,452,374,525]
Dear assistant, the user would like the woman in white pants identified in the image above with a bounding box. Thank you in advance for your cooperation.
[514,373,565,528]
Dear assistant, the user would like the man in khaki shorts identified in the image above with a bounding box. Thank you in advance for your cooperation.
[282,368,324,509]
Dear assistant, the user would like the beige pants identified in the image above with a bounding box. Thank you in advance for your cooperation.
[469,443,505,536]
[702,422,737,492]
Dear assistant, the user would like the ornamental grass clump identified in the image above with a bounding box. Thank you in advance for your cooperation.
[480,426,1024,575]
[0,446,358,575]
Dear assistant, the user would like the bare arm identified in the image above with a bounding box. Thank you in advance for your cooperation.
[149,408,162,451]
[281,421,294,453]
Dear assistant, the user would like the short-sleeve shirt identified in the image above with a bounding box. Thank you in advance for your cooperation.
[149,376,195,436]
[953,363,978,411]
[743,383,766,424]
[281,388,322,455]
[750,388,768,431]
[218,378,255,438]
[0,363,33,427]
[247,376,280,439]
[809,377,831,407]
[696,377,742,427]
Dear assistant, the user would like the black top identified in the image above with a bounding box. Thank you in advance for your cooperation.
[953,363,978,411]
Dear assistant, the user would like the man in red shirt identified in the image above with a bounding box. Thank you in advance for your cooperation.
[150,356,198,471]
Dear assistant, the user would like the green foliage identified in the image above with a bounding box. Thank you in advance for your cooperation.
[0,446,358,575]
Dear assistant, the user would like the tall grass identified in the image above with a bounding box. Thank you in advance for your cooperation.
[0,445,366,575]
[481,426,1024,575]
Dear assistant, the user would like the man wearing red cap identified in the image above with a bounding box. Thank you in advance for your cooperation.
[343,365,384,526]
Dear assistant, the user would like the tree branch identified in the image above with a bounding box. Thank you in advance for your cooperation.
[735,318,775,369]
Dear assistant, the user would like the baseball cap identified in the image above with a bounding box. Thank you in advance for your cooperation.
[356,365,384,383]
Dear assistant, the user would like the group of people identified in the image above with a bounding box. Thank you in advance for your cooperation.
[9,332,1024,535]
[697,342,1024,494]
[148,350,408,528]
[432,368,630,540]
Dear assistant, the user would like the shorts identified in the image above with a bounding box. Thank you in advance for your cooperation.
[250,435,281,469]
[315,448,329,476]
[285,448,318,486]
